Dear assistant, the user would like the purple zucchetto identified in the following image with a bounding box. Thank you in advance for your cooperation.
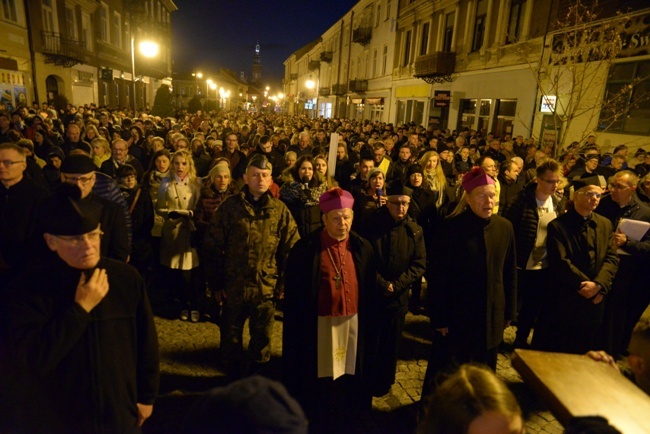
[319,187,355,213]
[462,167,495,193]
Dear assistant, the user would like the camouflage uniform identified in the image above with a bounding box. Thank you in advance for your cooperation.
[204,187,299,368]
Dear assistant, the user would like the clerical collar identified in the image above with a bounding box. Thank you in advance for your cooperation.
[322,229,348,246]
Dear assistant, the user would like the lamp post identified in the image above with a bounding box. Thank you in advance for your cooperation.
[209,82,217,110]
[306,77,316,118]
[131,38,159,114]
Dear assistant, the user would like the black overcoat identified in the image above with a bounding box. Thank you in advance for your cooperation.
[282,229,377,415]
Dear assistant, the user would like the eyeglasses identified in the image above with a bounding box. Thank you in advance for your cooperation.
[63,174,95,185]
[52,230,104,246]
[608,183,631,190]
[540,178,560,185]
[576,191,602,199]
[388,200,411,207]
[0,159,26,167]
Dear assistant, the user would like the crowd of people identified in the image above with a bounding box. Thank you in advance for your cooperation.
[1,102,650,433]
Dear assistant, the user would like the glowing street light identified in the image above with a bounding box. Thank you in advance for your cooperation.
[306,79,315,89]
[131,38,159,113]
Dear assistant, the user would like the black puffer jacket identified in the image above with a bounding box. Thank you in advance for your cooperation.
[502,182,561,268]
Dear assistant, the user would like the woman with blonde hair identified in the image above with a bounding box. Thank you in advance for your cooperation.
[90,137,111,168]
[83,124,100,142]
[418,364,523,434]
[419,150,447,208]
[157,149,203,322]
[313,154,338,188]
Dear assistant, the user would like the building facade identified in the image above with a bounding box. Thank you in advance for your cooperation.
[0,0,176,111]
[284,0,650,152]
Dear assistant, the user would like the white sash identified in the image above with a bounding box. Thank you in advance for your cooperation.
[316,314,358,380]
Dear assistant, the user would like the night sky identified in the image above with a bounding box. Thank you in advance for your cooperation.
[172,0,358,90]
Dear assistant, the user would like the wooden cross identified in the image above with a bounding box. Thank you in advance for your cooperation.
[333,273,342,289]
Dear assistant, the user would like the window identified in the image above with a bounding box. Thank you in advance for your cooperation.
[507,0,527,44]
[420,22,430,56]
[99,3,109,42]
[598,61,650,134]
[403,30,412,66]
[382,45,388,75]
[42,0,55,32]
[385,0,390,20]
[65,7,77,40]
[443,12,455,52]
[494,99,517,138]
[1,0,17,22]
[112,12,121,47]
[459,99,477,131]
[180,86,186,96]
[376,4,381,27]
[372,48,378,77]
[472,0,487,51]
[81,12,92,50]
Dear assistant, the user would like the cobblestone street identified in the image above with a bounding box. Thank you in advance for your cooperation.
[144,307,563,434]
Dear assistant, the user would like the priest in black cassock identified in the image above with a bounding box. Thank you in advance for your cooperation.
[282,187,377,429]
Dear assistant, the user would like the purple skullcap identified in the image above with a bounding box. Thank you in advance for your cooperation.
[319,187,354,213]
[462,167,495,193]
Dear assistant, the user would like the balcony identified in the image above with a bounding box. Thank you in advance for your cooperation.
[332,83,347,95]
[352,27,372,45]
[349,79,368,93]
[319,87,331,97]
[414,52,456,84]
[41,31,86,67]
[290,73,298,80]
[320,51,333,63]
[308,60,320,71]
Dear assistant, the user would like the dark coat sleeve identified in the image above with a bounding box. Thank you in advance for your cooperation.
[593,216,619,294]
[135,279,160,404]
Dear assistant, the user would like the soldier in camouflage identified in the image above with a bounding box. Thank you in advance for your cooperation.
[204,154,300,376]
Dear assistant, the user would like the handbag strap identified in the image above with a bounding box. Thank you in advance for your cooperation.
[129,188,142,215]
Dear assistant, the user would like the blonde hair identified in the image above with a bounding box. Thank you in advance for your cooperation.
[419,364,521,434]
[171,149,199,183]
[419,150,447,207]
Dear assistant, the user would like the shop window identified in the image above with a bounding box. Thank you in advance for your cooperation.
[598,60,650,135]
[494,99,517,139]
[458,99,477,131]
[478,99,492,136]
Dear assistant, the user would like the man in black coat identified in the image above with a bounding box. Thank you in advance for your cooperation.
[60,155,130,261]
[283,188,377,428]
[595,170,650,355]
[360,182,426,396]
[0,143,49,289]
[423,167,517,396]
[0,184,159,433]
[533,175,619,354]
[502,159,562,347]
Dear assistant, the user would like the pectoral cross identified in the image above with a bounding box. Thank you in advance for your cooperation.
[333,273,342,289]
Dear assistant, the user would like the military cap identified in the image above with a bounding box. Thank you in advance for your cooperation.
[247,154,273,171]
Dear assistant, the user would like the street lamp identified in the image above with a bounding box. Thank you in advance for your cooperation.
[131,37,159,114]
[209,82,217,110]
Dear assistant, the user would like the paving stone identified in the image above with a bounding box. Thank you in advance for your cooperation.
[147,310,564,433]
